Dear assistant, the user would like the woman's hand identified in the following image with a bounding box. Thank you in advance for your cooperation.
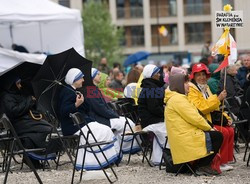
[75,93,84,108]
[218,90,227,101]
[211,127,218,131]
[227,119,233,126]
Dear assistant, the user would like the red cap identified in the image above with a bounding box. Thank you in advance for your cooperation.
[190,63,211,79]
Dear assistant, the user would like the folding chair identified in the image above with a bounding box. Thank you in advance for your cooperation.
[0,114,44,184]
[240,102,250,165]
[159,136,167,170]
[69,112,118,184]
[224,97,248,160]
[0,129,18,173]
[116,102,154,167]
[223,98,246,163]
[159,136,197,176]
[43,111,79,169]
[17,111,77,171]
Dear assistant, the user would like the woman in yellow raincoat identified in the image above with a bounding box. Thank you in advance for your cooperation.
[165,74,223,174]
[188,63,234,172]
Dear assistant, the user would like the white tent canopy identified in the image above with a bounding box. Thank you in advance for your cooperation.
[0,0,84,56]
[0,48,46,73]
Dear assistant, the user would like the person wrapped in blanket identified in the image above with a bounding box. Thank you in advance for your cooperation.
[57,68,119,170]
[2,77,53,169]
[188,63,234,172]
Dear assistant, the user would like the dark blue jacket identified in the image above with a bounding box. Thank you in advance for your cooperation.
[85,86,119,127]
[58,85,94,136]
[236,66,248,88]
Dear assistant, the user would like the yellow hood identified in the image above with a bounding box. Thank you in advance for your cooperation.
[164,88,179,104]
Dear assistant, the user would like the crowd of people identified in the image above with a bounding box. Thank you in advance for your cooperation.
[1,53,250,177]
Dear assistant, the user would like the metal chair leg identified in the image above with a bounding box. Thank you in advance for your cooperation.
[4,140,15,184]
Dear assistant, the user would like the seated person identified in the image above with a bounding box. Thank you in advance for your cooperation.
[137,64,168,165]
[84,68,140,155]
[2,77,52,168]
[97,72,123,102]
[218,64,243,115]
[207,63,220,95]
[57,68,119,170]
[12,43,29,53]
[165,74,223,175]
[188,63,234,172]
[109,70,124,92]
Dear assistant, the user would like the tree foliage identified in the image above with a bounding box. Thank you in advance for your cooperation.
[82,1,124,66]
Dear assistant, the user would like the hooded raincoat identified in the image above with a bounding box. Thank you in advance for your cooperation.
[207,64,220,94]
[97,73,123,102]
[165,75,212,164]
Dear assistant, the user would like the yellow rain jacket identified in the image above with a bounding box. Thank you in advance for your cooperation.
[164,89,212,164]
[133,74,143,105]
[188,82,230,122]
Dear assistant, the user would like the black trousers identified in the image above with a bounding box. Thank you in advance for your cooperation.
[197,131,223,167]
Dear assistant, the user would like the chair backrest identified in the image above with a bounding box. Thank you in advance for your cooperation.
[0,114,13,133]
[44,111,60,128]
[69,112,86,126]
[0,114,26,147]
[118,102,140,124]
[118,102,134,116]
[235,95,243,106]
[117,98,135,105]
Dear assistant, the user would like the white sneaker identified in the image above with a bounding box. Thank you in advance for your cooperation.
[220,164,234,171]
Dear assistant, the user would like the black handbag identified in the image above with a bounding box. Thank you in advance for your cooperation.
[210,110,228,126]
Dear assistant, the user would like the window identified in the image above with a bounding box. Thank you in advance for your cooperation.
[151,24,178,46]
[130,0,143,18]
[150,0,177,18]
[184,0,210,15]
[116,0,143,19]
[58,0,70,7]
[185,23,211,44]
[116,0,125,18]
[124,26,144,47]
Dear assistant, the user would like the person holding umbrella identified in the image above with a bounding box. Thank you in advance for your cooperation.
[57,68,119,170]
[2,76,53,169]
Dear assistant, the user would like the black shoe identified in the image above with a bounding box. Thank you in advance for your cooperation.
[196,166,220,176]
[23,157,43,169]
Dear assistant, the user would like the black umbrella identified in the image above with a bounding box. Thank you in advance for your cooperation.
[0,61,41,95]
[32,48,93,117]
[0,62,41,115]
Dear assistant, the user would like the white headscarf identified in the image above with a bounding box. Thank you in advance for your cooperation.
[65,68,84,85]
[142,64,160,79]
[91,68,99,79]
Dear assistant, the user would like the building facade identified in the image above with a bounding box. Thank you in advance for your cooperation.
[51,0,250,59]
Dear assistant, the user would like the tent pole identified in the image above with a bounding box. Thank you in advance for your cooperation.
[39,22,44,53]
[9,24,13,45]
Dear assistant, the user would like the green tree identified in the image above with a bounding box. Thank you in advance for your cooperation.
[82,1,124,67]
